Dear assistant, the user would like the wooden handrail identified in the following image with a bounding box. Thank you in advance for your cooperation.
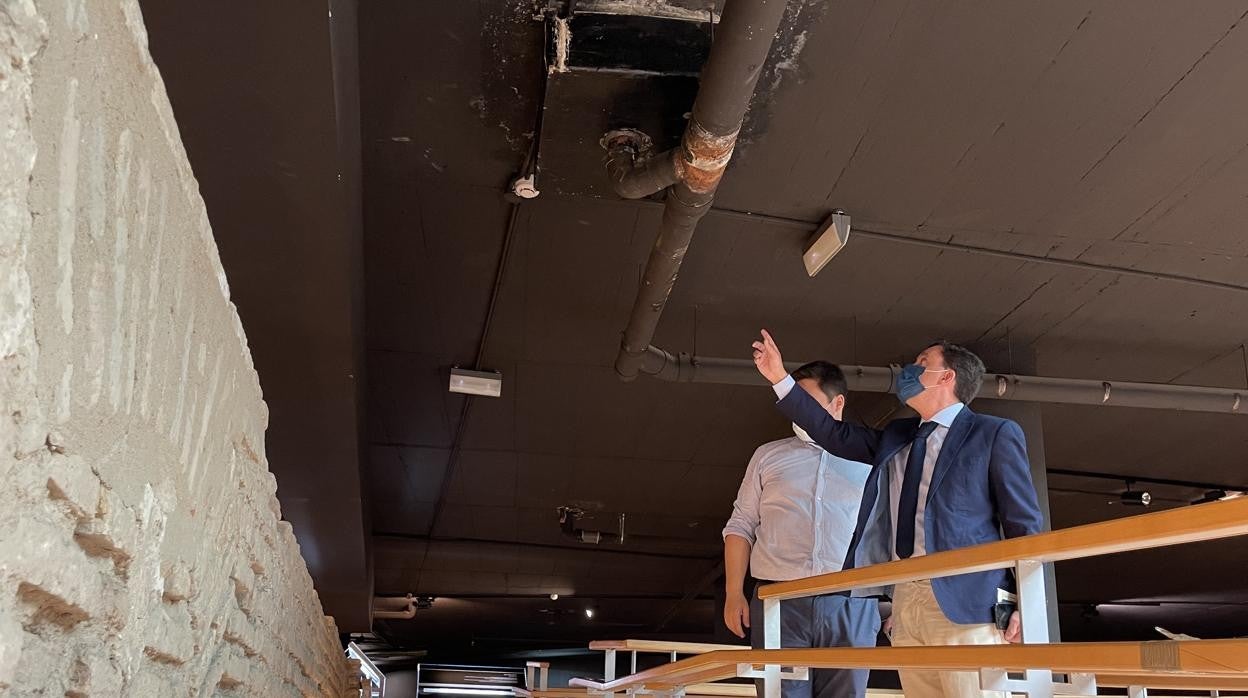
[572,640,1248,693]
[1096,673,1248,691]
[554,679,1248,697]
[759,497,1248,600]
[588,640,749,654]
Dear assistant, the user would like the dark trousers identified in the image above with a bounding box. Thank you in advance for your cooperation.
[749,585,880,698]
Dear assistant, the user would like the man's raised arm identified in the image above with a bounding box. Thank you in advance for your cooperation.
[752,329,883,463]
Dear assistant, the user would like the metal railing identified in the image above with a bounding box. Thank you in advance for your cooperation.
[569,497,1248,698]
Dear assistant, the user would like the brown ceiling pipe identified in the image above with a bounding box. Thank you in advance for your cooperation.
[639,345,1247,415]
[606,0,792,381]
[603,131,683,200]
[372,594,417,620]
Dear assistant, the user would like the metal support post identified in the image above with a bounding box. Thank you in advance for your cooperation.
[604,649,617,682]
[979,560,1085,697]
[762,598,782,698]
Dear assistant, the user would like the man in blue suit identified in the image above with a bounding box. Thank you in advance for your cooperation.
[751,330,1044,698]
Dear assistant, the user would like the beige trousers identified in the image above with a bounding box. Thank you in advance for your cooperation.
[890,580,1006,698]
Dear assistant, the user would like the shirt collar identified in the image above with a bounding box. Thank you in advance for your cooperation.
[926,402,965,429]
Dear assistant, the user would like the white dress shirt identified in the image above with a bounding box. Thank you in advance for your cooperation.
[771,375,965,560]
[723,432,870,582]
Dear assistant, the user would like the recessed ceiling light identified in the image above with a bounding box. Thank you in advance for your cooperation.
[549,593,559,601]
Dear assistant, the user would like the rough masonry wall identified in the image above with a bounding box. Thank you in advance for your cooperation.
[1,1,356,695]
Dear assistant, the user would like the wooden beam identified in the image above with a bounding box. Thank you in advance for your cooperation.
[1096,673,1248,690]
[759,497,1248,600]
[685,683,756,696]
[648,666,743,690]
[578,640,1248,693]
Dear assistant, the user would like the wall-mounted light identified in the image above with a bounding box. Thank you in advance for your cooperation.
[1191,490,1225,505]
[449,368,503,397]
[1120,482,1151,506]
[802,210,851,277]
[584,608,595,619]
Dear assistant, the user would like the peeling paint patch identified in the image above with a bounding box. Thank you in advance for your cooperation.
[108,129,133,411]
[578,0,718,23]
[551,17,570,74]
[55,363,74,424]
[56,79,80,335]
[772,30,808,90]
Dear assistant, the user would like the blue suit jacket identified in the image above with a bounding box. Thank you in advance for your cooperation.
[777,388,1044,624]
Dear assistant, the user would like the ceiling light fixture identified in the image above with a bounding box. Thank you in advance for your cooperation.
[584,608,595,619]
[1191,490,1226,505]
[802,209,851,277]
[449,368,503,397]
[549,593,559,601]
[1120,481,1151,506]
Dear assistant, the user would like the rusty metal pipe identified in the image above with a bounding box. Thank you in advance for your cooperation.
[604,132,682,200]
[612,0,791,380]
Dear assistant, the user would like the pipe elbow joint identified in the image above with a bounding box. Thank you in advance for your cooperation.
[602,129,682,200]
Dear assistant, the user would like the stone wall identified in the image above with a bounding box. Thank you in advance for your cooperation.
[1,1,357,695]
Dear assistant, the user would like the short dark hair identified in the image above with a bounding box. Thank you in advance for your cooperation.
[790,361,848,401]
[927,340,985,404]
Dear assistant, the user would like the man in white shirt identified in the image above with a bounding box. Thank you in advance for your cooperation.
[723,361,878,698]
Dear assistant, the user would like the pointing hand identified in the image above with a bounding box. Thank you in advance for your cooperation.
[751,329,787,385]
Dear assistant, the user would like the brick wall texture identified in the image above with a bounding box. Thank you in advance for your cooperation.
[1,1,358,695]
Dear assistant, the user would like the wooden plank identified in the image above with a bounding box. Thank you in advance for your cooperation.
[547,676,1248,698]
[760,497,1248,600]
[589,639,750,654]
[685,683,757,696]
[649,667,746,691]
[579,640,1248,692]
[1097,673,1248,690]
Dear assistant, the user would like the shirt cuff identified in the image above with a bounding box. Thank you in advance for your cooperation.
[722,527,757,546]
[772,375,795,400]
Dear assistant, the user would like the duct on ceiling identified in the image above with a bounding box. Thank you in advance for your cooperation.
[637,345,1246,415]
[595,1,1246,418]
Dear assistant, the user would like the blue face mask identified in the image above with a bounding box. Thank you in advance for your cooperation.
[895,364,950,405]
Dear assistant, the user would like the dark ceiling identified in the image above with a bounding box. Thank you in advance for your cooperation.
[144,0,1248,654]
